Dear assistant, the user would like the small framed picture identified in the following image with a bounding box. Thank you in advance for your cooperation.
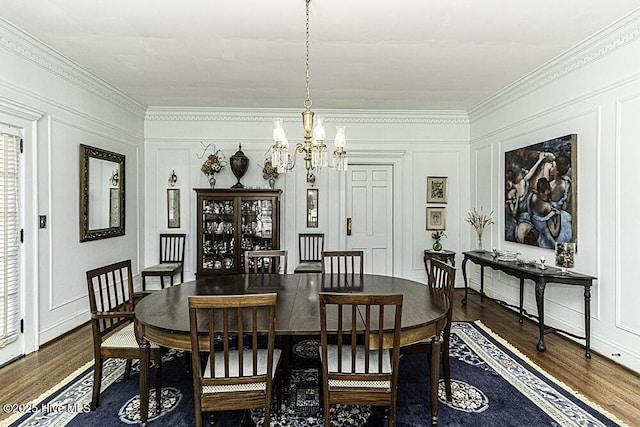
[167,189,180,228]
[307,188,318,228]
[426,207,446,230]
[427,176,448,203]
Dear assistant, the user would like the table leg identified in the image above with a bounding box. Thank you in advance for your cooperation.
[480,265,485,303]
[430,335,440,427]
[535,281,546,352]
[423,253,429,276]
[584,284,592,359]
[139,338,150,426]
[519,278,525,323]
[461,258,469,304]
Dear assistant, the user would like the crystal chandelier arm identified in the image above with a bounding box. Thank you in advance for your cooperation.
[287,142,305,169]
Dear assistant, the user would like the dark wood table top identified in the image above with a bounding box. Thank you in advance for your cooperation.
[462,250,596,282]
[135,273,449,350]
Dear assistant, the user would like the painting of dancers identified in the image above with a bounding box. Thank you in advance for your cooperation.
[504,134,577,249]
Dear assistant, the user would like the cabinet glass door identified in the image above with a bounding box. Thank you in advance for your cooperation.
[201,198,235,273]
[240,199,274,271]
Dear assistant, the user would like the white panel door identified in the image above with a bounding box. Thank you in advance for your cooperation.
[346,164,393,275]
[0,131,23,366]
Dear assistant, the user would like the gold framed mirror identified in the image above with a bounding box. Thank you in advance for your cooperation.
[79,144,125,242]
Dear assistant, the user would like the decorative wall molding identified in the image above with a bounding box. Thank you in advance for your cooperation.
[0,80,144,139]
[0,95,44,121]
[0,18,146,118]
[468,9,640,122]
[145,107,470,125]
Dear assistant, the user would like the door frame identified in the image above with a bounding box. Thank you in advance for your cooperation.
[339,150,406,276]
[0,99,43,363]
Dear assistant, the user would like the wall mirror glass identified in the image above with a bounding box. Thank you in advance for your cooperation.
[79,144,125,242]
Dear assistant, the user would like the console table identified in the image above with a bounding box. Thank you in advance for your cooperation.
[461,250,595,358]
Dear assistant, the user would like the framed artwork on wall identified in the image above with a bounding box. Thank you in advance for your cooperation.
[307,188,318,228]
[167,189,180,228]
[426,207,446,230]
[504,134,577,249]
[427,176,448,203]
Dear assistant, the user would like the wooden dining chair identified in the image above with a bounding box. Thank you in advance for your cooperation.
[318,292,403,427]
[188,293,282,427]
[142,233,186,290]
[294,233,324,273]
[244,249,288,274]
[401,258,456,401]
[86,260,162,412]
[321,250,364,277]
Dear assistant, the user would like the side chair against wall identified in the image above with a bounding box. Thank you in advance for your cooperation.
[294,233,324,273]
[141,233,186,291]
[86,260,162,412]
[244,249,288,274]
[401,258,456,401]
[188,293,282,427]
[318,292,403,427]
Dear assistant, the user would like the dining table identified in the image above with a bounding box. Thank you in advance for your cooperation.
[134,272,449,426]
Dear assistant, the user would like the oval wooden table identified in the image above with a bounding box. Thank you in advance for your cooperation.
[135,273,449,426]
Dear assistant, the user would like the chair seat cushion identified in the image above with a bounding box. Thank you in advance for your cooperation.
[102,323,159,349]
[323,345,391,389]
[142,262,182,274]
[294,262,323,273]
[202,348,282,393]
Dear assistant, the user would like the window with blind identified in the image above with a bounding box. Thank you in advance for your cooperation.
[0,133,20,348]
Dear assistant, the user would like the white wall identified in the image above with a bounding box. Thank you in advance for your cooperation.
[4,7,639,377]
[467,10,640,372]
[0,19,145,347]
[143,109,470,283]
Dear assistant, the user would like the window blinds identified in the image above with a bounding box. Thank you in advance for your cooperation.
[0,133,20,348]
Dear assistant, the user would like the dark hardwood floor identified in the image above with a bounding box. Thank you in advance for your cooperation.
[1,288,639,424]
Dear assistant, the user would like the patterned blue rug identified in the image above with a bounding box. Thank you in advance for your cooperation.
[5,321,625,426]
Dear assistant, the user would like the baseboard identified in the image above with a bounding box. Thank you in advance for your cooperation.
[38,309,90,347]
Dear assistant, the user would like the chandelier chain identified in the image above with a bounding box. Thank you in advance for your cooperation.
[304,0,312,109]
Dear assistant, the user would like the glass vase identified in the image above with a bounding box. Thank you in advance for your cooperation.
[475,229,484,252]
[209,175,216,188]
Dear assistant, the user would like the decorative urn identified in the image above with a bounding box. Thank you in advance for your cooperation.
[229,144,249,188]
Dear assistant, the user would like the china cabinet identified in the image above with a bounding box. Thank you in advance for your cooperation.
[195,188,281,277]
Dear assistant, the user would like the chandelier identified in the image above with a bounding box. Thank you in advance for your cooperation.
[269,0,347,184]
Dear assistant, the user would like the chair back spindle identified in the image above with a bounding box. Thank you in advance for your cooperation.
[188,293,281,427]
[244,249,288,274]
[318,292,403,426]
[321,250,364,277]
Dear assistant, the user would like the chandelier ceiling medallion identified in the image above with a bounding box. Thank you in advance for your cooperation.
[269,0,347,184]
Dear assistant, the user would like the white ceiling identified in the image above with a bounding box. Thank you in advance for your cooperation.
[1,1,639,111]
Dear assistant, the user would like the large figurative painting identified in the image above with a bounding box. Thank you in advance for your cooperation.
[504,134,577,249]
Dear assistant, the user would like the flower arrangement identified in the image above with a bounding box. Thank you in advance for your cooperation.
[260,160,279,189]
[199,147,227,188]
[431,230,447,251]
[262,160,279,181]
[201,152,226,176]
[466,207,494,251]
[431,230,447,241]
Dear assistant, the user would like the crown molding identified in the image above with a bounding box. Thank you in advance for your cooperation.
[144,107,469,125]
[0,18,146,118]
[468,8,640,122]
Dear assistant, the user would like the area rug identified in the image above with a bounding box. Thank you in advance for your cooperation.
[5,321,625,426]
